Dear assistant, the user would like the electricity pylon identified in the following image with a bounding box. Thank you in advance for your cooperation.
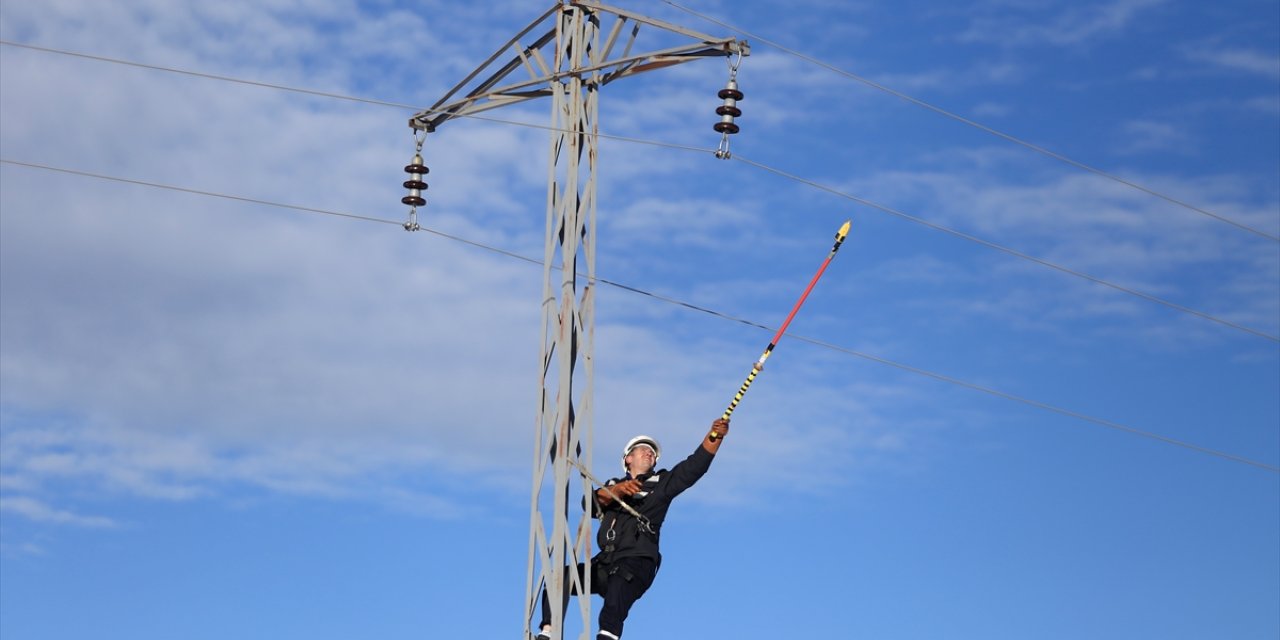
[405,3,747,638]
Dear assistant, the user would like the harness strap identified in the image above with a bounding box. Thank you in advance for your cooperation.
[570,458,656,535]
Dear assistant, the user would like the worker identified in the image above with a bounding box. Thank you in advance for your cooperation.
[535,417,730,640]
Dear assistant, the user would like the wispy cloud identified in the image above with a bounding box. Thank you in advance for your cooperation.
[1241,95,1280,115]
[1113,119,1194,155]
[868,60,1026,93]
[1,0,1275,547]
[0,496,119,528]
[1184,44,1280,79]
[0,0,902,527]
[838,148,1280,342]
[958,0,1168,47]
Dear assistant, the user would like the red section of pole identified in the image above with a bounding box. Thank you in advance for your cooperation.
[712,219,852,439]
[767,255,835,346]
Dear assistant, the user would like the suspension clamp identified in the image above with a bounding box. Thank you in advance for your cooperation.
[714,52,745,159]
[401,133,428,231]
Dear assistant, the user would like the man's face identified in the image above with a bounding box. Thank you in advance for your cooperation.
[625,445,656,476]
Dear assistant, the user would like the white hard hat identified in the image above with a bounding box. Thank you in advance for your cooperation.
[621,435,661,473]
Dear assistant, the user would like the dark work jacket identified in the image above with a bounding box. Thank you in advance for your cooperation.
[593,444,715,565]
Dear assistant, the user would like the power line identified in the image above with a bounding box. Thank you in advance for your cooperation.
[657,0,1280,244]
[3,40,1274,343]
[5,38,1274,345]
[733,154,1280,343]
[0,40,710,157]
[3,158,1275,474]
[0,40,422,111]
[0,159,402,227]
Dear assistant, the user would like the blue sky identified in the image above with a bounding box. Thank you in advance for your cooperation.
[1,0,1277,638]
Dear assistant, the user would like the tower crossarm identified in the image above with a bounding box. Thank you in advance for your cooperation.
[408,0,748,133]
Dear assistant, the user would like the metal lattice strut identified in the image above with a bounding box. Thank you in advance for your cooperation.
[403,4,746,638]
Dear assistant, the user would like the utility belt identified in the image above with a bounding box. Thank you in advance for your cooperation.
[593,548,661,583]
[599,513,657,565]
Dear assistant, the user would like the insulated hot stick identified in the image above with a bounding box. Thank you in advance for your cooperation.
[710,219,853,441]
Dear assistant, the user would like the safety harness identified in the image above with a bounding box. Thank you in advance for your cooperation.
[571,458,657,538]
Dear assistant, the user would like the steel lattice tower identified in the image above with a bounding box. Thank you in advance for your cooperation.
[406,3,746,638]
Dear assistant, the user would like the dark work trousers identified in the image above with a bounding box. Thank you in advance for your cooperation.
[539,556,659,638]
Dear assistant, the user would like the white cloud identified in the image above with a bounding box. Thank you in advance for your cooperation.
[1,0,1274,538]
[1185,45,1280,79]
[0,0,560,514]
[606,194,761,246]
[958,0,1168,47]
[835,148,1280,343]
[1113,120,1194,155]
[0,496,119,528]
[971,102,1015,118]
[1241,95,1280,115]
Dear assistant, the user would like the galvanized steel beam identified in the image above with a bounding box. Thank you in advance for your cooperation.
[405,3,745,638]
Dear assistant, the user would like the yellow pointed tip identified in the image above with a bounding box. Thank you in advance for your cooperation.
[837,219,852,238]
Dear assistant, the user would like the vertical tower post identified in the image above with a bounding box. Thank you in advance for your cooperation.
[525,5,599,638]
[403,6,746,637]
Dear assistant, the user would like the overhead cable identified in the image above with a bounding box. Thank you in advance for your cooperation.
[0,40,709,156]
[3,39,1274,343]
[656,0,1280,243]
[732,154,1280,343]
[2,158,1275,474]
[0,40,422,111]
[0,159,401,227]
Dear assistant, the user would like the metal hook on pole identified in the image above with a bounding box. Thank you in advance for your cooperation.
[728,49,744,76]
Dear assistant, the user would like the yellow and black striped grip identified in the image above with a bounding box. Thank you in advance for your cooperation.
[722,367,759,419]
[713,351,770,441]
